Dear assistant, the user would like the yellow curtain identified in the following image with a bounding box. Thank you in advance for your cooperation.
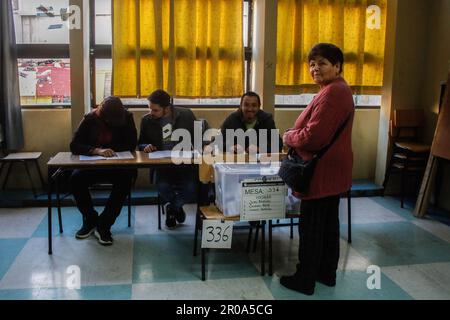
[113,0,244,98]
[276,0,387,94]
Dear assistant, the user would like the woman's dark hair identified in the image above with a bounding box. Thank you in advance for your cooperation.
[147,89,171,108]
[99,96,126,127]
[308,43,344,73]
[240,91,261,107]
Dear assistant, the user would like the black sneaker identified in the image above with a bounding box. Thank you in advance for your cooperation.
[75,224,96,239]
[175,207,186,224]
[165,204,177,230]
[94,228,113,246]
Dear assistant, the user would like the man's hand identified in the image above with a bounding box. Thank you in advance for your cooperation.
[143,144,157,153]
[246,144,259,154]
[230,144,245,154]
[93,148,116,157]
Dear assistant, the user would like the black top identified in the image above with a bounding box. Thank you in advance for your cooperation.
[70,111,137,155]
[220,109,283,153]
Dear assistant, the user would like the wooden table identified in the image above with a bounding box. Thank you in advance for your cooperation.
[46,151,197,254]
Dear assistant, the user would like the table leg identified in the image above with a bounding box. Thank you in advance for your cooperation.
[261,221,266,276]
[201,248,206,281]
[269,220,273,276]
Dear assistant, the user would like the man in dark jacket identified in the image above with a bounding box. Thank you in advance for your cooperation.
[139,89,199,229]
[70,96,137,246]
[220,91,282,153]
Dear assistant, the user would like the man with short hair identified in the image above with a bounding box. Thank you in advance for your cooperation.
[220,91,283,154]
[138,89,201,229]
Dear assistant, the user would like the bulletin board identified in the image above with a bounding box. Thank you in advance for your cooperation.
[431,73,450,160]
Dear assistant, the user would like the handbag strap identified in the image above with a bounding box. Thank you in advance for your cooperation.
[315,109,354,159]
[288,109,354,160]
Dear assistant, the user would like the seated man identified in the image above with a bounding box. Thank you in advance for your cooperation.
[139,89,201,229]
[70,96,137,246]
[220,91,283,154]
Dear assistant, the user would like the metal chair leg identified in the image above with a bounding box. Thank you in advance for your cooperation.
[127,190,131,227]
[261,221,265,276]
[269,220,273,276]
[201,248,206,281]
[34,159,45,190]
[246,226,253,253]
[24,161,37,198]
[2,162,13,190]
[157,195,162,230]
[55,173,63,234]
[290,218,294,239]
[193,207,200,257]
[252,222,260,253]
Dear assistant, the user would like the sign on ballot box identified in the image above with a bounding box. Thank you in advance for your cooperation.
[201,220,234,249]
[240,177,287,222]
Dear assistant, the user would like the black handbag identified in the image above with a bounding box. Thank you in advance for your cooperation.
[278,112,353,193]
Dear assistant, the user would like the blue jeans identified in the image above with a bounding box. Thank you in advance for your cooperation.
[153,166,197,210]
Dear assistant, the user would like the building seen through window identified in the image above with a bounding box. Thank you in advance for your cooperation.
[18,59,71,106]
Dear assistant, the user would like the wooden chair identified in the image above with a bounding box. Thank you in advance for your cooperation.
[0,152,45,198]
[383,109,431,208]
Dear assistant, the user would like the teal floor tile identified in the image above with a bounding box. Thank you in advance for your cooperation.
[33,206,135,238]
[350,221,450,266]
[264,270,412,300]
[0,284,131,300]
[133,233,260,283]
[0,239,28,279]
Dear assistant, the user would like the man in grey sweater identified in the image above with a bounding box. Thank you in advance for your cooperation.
[138,90,199,229]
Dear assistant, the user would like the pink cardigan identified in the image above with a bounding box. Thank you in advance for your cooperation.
[284,77,354,200]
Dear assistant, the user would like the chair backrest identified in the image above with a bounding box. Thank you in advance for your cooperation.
[391,109,425,142]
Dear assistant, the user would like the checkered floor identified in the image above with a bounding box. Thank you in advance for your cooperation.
[1,196,450,300]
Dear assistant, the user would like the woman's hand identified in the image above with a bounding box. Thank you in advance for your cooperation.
[143,144,157,153]
[93,148,116,157]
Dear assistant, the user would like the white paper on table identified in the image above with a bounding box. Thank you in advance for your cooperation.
[79,151,135,161]
[148,150,200,159]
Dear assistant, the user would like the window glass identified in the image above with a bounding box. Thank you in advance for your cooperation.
[18,58,71,106]
[13,0,70,44]
[95,59,112,105]
[95,0,112,45]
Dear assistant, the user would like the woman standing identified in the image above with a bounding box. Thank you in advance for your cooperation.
[281,43,354,295]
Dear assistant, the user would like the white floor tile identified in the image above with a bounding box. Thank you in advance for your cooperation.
[411,218,450,244]
[132,277,274,300]
[383,262,450,300]
[340,198,406,224]
[0,235,133,289]
[0,208,46,239]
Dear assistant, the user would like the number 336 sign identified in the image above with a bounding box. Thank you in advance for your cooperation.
[201,220,234,249]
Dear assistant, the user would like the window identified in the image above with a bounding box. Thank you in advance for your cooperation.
[91,0,252,107]
[13,0,71,107]
[275,0,386,108]
[13,0,70,44]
